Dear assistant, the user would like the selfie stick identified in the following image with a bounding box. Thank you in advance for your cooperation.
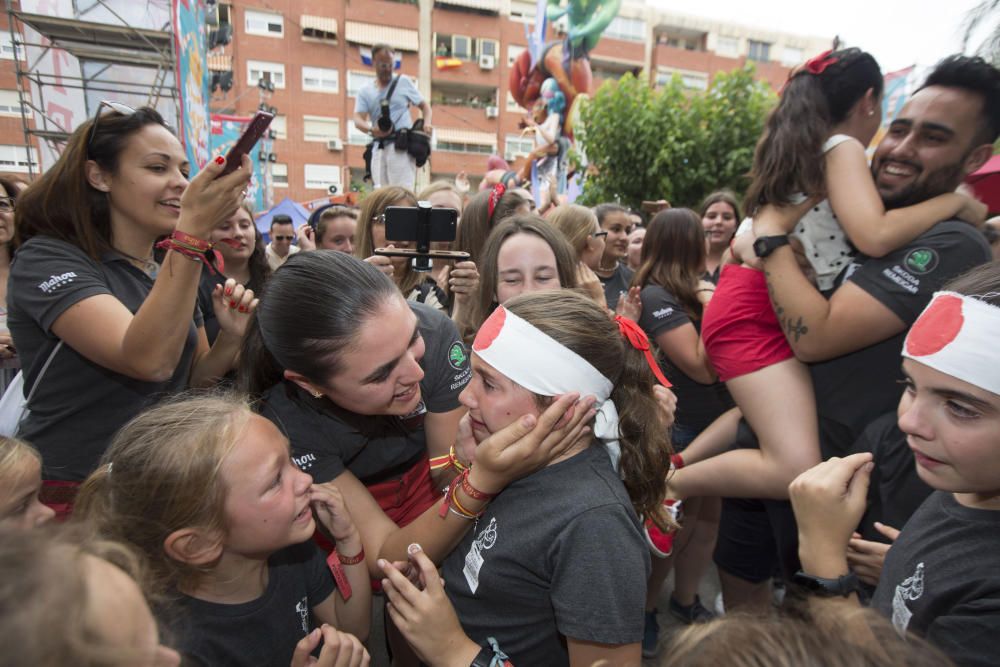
[413,201,432,273]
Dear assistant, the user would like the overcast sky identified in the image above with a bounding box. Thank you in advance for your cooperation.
[649,0,989,73]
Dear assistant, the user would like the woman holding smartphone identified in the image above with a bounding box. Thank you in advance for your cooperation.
[8,103,255,503]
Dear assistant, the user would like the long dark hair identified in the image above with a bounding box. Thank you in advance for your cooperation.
[505,290,673,531]
[247,225,271,294]
[238,250,399,396]
[743,48,882,214]
[632,209,706,319]
[15,106,171,260]
[353,186,421,295]
[463,214,578,340]
[699,190,741,221]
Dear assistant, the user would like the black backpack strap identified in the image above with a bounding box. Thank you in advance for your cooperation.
[384,75,400,103]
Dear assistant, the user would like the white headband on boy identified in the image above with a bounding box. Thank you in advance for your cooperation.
[902,291,1000,396]
[472,306,622,468]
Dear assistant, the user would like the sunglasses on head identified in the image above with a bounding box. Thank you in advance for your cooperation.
[87,101,136,158]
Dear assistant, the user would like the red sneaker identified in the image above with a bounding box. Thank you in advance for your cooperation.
[644,499,683,558]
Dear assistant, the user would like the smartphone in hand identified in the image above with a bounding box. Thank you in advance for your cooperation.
[218,111,274,177]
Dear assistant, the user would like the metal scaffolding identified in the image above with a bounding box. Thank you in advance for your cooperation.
[6,0,178,176]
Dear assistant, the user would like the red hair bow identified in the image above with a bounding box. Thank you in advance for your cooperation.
[804,49,838,75]
[780,49,839,95]
[488,182,506,222]
[614,316,672,388]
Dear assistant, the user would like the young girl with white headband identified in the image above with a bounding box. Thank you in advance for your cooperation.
[380,289,674,666]
[789,260,1000,667]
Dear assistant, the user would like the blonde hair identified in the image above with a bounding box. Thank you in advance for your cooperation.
[504,290,673,530]
[663,603,953,667]
[0,524,156,667]
[316,205,358,245]
[353,186,421,295]
[0,436,41,489]
[549,204,598,259]
[417,180,463,210]
[74,393,253,597]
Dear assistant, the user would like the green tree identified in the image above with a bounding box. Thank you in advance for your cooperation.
[577,67,774,209]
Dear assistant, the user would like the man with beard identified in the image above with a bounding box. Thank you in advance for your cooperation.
[710,55,997,611]
[755,54,996,460]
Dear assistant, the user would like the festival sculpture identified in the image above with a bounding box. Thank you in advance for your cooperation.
[505,0,621,204]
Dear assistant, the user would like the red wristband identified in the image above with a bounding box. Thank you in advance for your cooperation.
[337,546,365,565]
[459,469,495,501]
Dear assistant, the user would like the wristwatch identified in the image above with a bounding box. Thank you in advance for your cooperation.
[792,570,861,597]
[470,647,494,667]
[752,234,790,259]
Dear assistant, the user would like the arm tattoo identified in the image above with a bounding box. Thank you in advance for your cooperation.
[765,269,810,342]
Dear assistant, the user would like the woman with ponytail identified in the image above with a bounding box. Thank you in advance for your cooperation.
[238,250,593,570]
[379,289,674,666]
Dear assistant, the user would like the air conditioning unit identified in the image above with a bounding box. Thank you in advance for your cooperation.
[479,54,495,70]
[485,105,499,119]
[327,138,343,151]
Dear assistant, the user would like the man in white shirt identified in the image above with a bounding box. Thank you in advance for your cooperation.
[265,214,299,272]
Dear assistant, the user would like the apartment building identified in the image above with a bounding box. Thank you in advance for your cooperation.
[0,1,830,202]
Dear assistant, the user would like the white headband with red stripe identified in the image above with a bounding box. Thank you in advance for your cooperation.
[902,291,1000,396]
[472,305,622,465]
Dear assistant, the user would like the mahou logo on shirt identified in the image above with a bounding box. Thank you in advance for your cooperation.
[38,272,78,293]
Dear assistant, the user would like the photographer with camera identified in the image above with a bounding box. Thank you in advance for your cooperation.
[353,45,432,190]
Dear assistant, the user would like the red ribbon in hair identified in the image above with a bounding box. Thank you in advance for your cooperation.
[780,49,839,95]
[487,182,506,222]
[614,315,672,388]
[804,49,838,75]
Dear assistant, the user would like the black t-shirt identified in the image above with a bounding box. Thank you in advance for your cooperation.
[7,237,202,480]
[441,445,649,665]
[170,542,336,667]
[196,269,224,345]
[850,411,932,543]
[598,264,633,311]
[259,302,470,484]
[811,222,991,458]
[872,492,1000,667]
[638,284,729,433]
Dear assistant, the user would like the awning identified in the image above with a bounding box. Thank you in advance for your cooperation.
[344,21,418,52]
[434,128,496,146]
[436,0,501,11]
[301,15,337,39]
[207,53,232,72]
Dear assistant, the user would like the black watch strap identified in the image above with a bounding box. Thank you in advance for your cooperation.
[470,646,494,667]
[793,570,861,597]
[753,234,790,259]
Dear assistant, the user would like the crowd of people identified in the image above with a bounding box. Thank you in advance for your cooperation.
[0,47,997,667]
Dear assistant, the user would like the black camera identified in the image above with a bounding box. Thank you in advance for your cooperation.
[374,202,470,272]
[377,99,393,132]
